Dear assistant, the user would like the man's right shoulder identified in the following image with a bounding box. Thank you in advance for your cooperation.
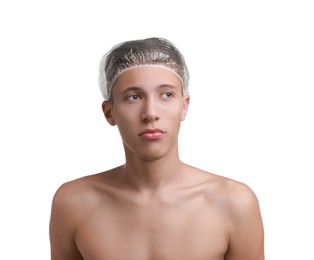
[51,177,91,216]
[51,170,115,211]
[49,173,111,260]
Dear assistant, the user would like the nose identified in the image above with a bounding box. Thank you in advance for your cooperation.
[141,98,160,122]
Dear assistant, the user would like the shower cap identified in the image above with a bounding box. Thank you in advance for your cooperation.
[98,37,190,100]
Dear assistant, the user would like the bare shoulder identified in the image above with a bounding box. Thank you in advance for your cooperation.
[186,165,264,259]
[49,168,119,259]
[50,166,123,236]
[185,164,261,217]
[50,172,103,229]
[52,175,95,209]
[51,167,119,210]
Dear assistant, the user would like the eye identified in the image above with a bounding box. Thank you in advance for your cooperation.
[126,94,141,101]
[162,92,174,98]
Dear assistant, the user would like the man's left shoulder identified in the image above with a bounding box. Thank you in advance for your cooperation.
[185,164,260,206]
[194,169,260,212]
[213,176,261,221]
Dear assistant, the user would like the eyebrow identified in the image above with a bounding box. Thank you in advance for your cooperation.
[120,84,179,95]
[120,86,142,96]
[156,84,183,94]
[158,84,178,90]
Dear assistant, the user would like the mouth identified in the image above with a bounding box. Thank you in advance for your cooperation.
[138,129,165,140]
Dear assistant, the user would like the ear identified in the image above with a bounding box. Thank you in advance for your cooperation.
[102,101,116,126]
[181,95,190,121]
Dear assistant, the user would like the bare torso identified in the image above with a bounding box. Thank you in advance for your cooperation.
[50,164,264,260]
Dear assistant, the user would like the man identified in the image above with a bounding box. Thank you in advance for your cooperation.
[49,37,264,259]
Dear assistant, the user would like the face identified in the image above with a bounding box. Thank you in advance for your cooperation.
[102,67,190,161]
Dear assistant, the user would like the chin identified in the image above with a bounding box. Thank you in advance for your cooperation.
[140,154,164,161]
[137,149,166,161]
[134,146,172,161]
[124,141,175,161]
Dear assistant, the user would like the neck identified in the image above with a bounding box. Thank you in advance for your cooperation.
[121,151,184,194]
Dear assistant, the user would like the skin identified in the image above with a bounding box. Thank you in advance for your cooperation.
[49,67,264,260]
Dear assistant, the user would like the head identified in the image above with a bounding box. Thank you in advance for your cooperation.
[98,37,189,101]
[99,38,190,160]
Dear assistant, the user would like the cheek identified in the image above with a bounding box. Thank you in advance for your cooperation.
[112,106,132,123]
[113,108,138,133]
[163,103,184,119]
[115,116,133,132]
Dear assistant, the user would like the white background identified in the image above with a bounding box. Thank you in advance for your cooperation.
[1,0,313,259]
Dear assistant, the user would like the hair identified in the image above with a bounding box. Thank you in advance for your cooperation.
[98,37,190,100]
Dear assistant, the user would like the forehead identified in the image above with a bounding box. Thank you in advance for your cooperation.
[112,67,182,92]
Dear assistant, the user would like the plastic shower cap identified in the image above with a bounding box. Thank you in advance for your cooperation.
[98,37,190,100]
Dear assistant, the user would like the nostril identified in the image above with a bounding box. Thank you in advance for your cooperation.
[141,110,160,122]
[141,114,160,122]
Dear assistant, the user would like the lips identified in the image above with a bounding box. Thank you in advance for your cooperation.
[138,129,165,140]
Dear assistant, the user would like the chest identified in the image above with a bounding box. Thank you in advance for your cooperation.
[75,201,228,260]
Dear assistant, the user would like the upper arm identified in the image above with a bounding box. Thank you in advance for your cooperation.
[49,183,84,260]
[225,183,264,260]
